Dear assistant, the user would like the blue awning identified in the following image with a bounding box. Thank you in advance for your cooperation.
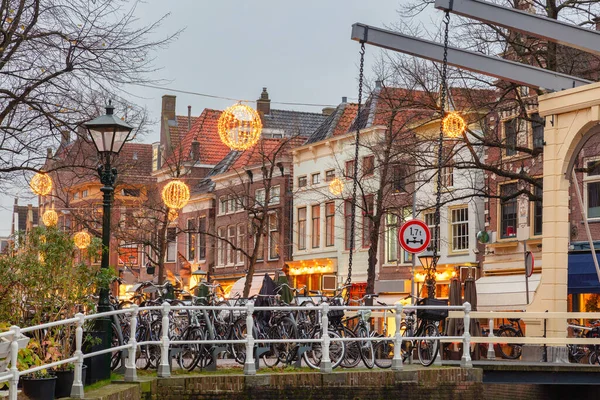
[568,253,600,294]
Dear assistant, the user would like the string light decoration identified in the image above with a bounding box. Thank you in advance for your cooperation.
[168,209,179,221]
[73,231,91,249]
[29,173,53,196]
[42,209,58,227]
[217,103,262,151]
[161,180,190,210]
[442,112,467,138]
[329,177,344,196]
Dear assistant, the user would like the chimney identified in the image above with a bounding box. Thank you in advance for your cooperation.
[161,95,176,121]
[594,17,600,31]
[191,141,200,161]
[188,105,192,131]
[60,130,70,147]
[257,87,271,116]
[375,80,383,88]
[342,97,348,103]
[322,107,336,116]
[46,148,53,159]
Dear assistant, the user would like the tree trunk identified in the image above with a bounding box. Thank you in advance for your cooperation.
[157,211,169,285]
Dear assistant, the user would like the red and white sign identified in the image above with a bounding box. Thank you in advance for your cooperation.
[399,219,431,254]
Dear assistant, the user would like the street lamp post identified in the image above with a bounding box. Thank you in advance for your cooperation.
[418,250,440,299]
[85,100,133,379]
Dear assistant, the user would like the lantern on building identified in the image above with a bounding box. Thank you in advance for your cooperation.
[30,173,53,196]
[168,209,179,221]
[217,103,262,151]
[329,177,344,196]
[73,231,91,249]
[161,180,190,210]
[442,112,466,138]
[42,209,58,227]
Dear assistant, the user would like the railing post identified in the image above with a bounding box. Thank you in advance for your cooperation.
[125,306,138,381]
[70,314,85,398]
[243,301,256,375]
[486,312,496,360]
[392,304,404,370]
[320,303,332,373]
[8,326,19,400]
[461,302,473,368]
[157,302,171,377]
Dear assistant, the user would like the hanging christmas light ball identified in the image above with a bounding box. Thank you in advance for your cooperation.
[217,103,262,151]
[329,177,344,196]
[161,180,190,210]
[73,231,91,249]
[442,112,467,138]
[42,209,58,227]
[168,209,179,221]
[30,173,53,196]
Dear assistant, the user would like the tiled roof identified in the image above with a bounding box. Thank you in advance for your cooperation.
[262,109,327,137]
[305,103,359,144]
[167,115,199,153]
[165,109,230,167]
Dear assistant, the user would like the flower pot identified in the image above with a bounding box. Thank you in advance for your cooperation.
[21,375,57,400]
[53,365,87,399]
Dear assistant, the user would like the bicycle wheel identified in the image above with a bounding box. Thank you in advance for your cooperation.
[177,327,203,371]
[401,323,412,362]
[339,327,360,368]
[110,322,124,371]
[136,322,153,370]
[275,316,298,366]
[262,325,281,368]
[148,320,163,369]
[230,318,248,365]
[496,327,522,359]
[589,350,600,365]
[417,323,440,367]
[357,326,374,369]
[373,339,394,369]
[303,329,345,370]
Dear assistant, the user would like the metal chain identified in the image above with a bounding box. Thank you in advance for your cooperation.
[429,11,451,298]
[345,40,366,291]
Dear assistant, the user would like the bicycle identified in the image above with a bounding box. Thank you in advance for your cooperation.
[347,294,378,369]
[496,318,524,359]
[372,300,395,369]
[401,297,443,367]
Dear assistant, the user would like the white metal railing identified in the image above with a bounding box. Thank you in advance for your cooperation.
[0,300,524,400]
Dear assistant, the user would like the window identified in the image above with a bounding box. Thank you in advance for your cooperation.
[441,147,454,188]
[363,155,375,176]
[386,213,399,263]
[118,245,139,267]
[198,217,206,260]
[392,165,406,192]
[228,196,236,213]
[217,227,226,266]
[219,196,228,214]
[312,204,320,248]
[325,170,335,182]
[73,192,79,200]
[123,188,140,197]
[325,202,335,247]
[500,183,518,238]
[81,189,88,198]
[298,176,307,188]
[187,219,196,260]
[255,228,265,261]
[362,195,374,248]
[345,160,355,179]
[228,225,236,265]
[504,118,518,157]
[269,186,280,205]
[344,200,353,250]
[424,211,439,252]
[166,227,177,262]
[298,207,307,250]
[586,160,600,219]
[532,113,544,150]
[311,173,320,185]
[237,224,245,265]
[269,214,279,260]
[255,188,266,207]
[450,207,469,252]
[533,180,543,236]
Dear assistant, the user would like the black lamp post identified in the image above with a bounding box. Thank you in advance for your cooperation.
[419,250,440,299]
[85,100,133,378]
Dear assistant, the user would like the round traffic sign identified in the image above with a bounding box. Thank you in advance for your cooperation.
[398,219,431,254]
[525,251,534,278]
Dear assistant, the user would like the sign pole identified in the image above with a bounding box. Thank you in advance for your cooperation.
[524,243,530,305]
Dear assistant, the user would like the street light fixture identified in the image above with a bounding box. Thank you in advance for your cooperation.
[85,100,133,379]
[418,250,440,299]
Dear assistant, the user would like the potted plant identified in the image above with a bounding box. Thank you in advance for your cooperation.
[18,341,57,400]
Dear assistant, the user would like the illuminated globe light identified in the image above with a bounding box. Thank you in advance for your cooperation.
[42,209,58,227]
[329,177,344,196]
[217,103,262,151]
[162,180,190,210]
[442,112,467,138]
[73,231,91,249]
[168,209,179,221]
[30,173,53,195]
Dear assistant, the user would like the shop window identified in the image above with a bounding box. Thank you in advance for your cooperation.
[500,182,518,238]
[312,204,320,248]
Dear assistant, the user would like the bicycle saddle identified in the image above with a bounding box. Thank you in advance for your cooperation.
[507,318,521,323]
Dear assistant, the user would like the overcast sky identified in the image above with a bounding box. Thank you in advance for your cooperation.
[1,0,438,235]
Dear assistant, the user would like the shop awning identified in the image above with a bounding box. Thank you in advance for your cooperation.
[229,273,274,298]
[476,273,541,311]
[568,253,600,294]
